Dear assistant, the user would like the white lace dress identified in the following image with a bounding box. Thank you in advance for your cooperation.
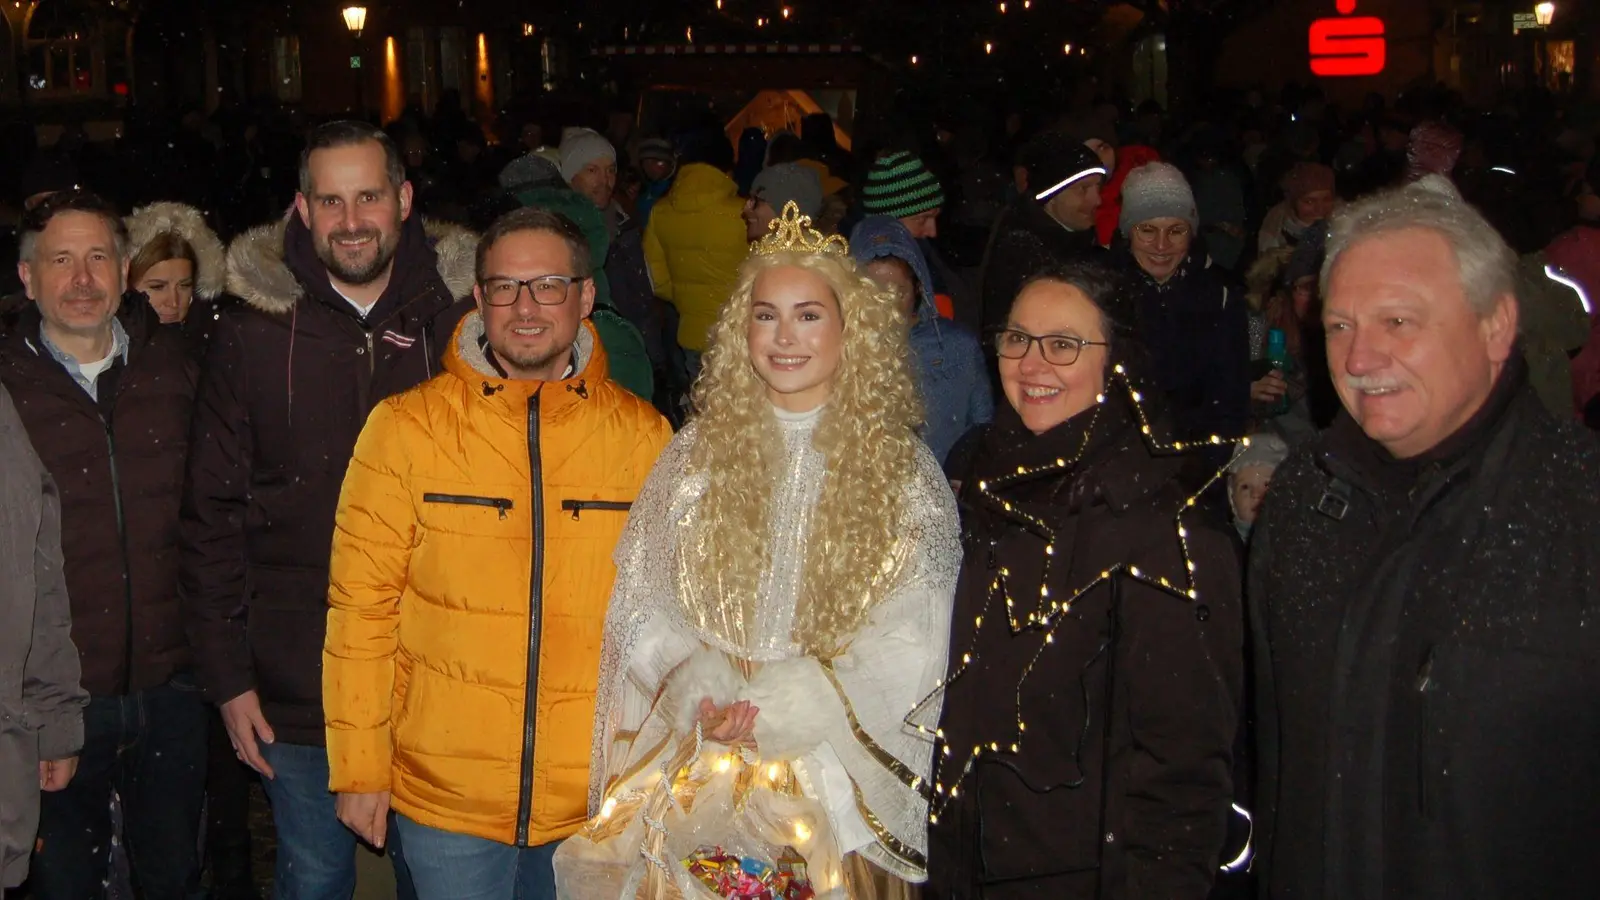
[570,405,959,895]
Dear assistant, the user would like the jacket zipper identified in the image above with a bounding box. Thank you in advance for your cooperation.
[515,389,544,846]
[561,499,632,520]
[365,331,376,376]
[422,493,513,519]
[1416,646,1436,819]
[102,408,135,695]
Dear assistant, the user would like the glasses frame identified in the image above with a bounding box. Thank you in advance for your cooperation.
[993,328,1109,366]
[1130,221,1193,245]
[478,275,587,307]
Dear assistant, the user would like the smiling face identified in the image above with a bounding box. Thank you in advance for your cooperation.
[747,265,845,413]
[295,140,413,290]
[1323,228,1516,459]
[743,196,778,242]
[1044,174,1103,232]
[1130,216,1193,284]
[1293,189,1336,225]
[999,278,1109,435]
[571,157,618,210]
[472,228,596,382]
[20,210,127,347]
[136,257,196,324]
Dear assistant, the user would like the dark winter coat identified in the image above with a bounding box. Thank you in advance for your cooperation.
[181,214,475,746]
[1119,249,1252,443]
[0,301,198,698]
[0,382,86,891]
[979,198,1105,332]
[1249,356,1600,900]
[928,395,1244,900]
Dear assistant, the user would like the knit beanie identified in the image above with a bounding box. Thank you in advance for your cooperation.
[750,163,824,220]
[1118,162,1198,235]
[1228,432,1290,475]
[1280,162,1336,205]
[1019,133,1108,203]
[499,152,564,193]
[637,138,676,165]
[861,151,945,219]
[558,128,616,183]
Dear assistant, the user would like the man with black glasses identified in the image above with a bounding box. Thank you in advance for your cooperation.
[323,207,670,900]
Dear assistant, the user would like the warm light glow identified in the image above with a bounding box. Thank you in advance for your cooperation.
[999,1,1006,11]
[911,54,919,64]
[382,37,403,125]
[1535,2,1555,26]
[984,41,993,54]
[793,822,812,843]
[767,763,781,780]
[686,26,693,41]
[475,33,492,117]
[716,0,722,7]
[522,23,536,37]
[1063,42,1072,54]
[341,6,367,35]
[715,755,733,773]
[599,797,617,820]
[782,6,791,18]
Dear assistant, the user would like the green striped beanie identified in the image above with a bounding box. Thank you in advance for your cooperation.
[861,151,945,219]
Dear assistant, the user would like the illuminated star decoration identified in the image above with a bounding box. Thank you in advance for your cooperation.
[903,364,1248,822]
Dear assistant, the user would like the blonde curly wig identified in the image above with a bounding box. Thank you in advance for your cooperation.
[685,249,924,658]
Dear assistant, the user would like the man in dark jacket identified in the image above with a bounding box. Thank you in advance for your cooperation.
[1250,174,1600,899]
[1,190,204,900]
[0,381,86,899]
[181,121,474,899]
[979,135,1108,332]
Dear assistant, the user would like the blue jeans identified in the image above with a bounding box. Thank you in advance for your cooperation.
[30,679,209,900]
[255,742,416,900]
[391,815,560,900]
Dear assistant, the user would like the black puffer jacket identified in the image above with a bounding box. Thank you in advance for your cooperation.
[181,214,474,744]
[979,198,1105,333]
[929,393,1243,900]
[1249,356,1600,900]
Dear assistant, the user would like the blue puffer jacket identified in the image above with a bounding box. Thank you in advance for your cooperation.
[851,217,993,464]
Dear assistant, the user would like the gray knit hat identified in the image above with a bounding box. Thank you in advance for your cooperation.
[1228,432,1290,475]
[751,163,824,220]
[860,151,945,219]
[1119,161,1198,236]
[558,128,616,183]
[499,152,564,193]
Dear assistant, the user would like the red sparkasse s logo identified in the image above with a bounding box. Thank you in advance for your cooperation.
[1310,0,1386,77]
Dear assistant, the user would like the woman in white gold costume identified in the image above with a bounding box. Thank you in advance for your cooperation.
[554,203,959,899]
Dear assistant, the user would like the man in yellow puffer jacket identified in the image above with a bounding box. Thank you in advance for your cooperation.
[642,150,748,368]
[323,208,671,899]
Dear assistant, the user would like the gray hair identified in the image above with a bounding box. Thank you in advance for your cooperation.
[19,189,129,266]
[1321,174,1517,319]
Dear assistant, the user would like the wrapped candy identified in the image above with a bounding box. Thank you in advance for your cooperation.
[681,846,816,900]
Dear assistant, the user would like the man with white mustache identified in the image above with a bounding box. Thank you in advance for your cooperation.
[1248,174,1600,900]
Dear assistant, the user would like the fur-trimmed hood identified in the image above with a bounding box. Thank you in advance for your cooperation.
[125,202,227,300]
[224,216,477,315]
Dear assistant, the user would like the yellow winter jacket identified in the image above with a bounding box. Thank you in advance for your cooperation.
[642,162,750,353]
[324,314,672,847]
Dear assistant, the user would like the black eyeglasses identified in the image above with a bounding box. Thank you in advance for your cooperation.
[993,329,1108,366]
[479,275,586,307]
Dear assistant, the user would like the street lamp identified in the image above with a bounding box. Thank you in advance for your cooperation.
[1535,2,1555,27]
[342,6,368,37]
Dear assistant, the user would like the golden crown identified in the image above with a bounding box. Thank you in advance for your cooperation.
[753,201,850,257]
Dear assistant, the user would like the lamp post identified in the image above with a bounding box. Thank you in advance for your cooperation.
[342,7,368,117]
[1534,2,1555,27]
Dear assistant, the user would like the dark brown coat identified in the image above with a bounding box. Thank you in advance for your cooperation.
[928,396,1244,900]
[0,301,198,698]
[181,215,475,745]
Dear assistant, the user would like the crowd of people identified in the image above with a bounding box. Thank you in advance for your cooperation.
[1,77,1599,900]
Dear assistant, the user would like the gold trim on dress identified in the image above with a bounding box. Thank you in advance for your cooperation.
[818,660,933,803]
[852,781,928,875]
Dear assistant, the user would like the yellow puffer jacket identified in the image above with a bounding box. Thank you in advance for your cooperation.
[324,314,671,847]
[643,162,750,353]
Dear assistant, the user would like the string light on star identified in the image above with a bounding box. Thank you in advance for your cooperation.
[903,366,1246,820]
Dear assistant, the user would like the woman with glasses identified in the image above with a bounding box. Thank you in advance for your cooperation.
[556,203,959,898]
[1116,162,1251,444]
[927,263,1244,900]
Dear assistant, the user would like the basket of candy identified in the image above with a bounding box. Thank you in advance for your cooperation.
[680,846,815,900]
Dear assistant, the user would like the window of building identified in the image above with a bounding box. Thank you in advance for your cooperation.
[26,0,95,95]
[272,35,303,103]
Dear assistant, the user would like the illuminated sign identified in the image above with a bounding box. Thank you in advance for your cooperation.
[1309,0,1386,77]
